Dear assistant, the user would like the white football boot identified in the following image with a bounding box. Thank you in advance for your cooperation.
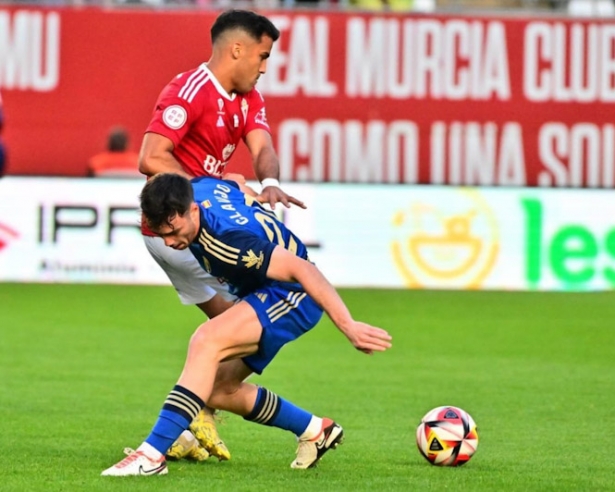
[291,418,344,469]
[101,448,168,476]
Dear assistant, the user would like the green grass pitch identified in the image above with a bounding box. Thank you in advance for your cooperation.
[1,283,613,491]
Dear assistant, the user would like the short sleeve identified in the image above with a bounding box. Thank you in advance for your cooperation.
[242,88,271,137]
[146,83,202,147]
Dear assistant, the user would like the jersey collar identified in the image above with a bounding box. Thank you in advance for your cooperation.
[201,63,237,102]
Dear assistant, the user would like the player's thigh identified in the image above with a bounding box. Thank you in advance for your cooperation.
[195,300,263,361]
[241,285,323,375]
[143,235,234,304]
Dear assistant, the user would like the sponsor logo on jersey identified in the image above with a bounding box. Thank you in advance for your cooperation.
[216,98,225,127]
[201,200,212,208]
[222,144,236,161]
[254,108,268,127]
[162,105,187,130]
[391,189,499,289]
[203,155,226,176]
[201,255,212,273]
[241,249,264,269]
[255,292,268,303]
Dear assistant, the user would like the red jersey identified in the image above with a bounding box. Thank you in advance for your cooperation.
[146,63,270,178]
[0,90,4,133]
[142,63,271,236]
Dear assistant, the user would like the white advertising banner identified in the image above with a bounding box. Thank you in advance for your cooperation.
[0,177,613,291]
[0,178,167,284]
[303,185,615,291]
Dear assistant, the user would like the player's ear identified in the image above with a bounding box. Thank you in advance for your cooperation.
[231,42,242,60]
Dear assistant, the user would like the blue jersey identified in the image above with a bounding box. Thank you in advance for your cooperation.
[188,177,309,298]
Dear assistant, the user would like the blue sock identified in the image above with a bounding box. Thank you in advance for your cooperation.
[145,385,204,455]
[244,387,312,436]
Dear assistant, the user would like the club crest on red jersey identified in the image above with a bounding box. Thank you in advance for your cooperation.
[241,99,249,122]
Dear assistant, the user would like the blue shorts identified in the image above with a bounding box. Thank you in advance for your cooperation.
[241,283,323,375]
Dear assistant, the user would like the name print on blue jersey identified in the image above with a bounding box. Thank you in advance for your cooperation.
[189,177,308,297]
[208,182,249,225]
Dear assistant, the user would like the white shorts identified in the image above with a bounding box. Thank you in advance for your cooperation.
[143,235,236,305]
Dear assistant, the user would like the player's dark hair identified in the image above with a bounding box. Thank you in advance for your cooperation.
[140,173,194,231]
[211,10,280,44]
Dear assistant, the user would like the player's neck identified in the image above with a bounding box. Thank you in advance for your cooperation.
[205,61,235,96]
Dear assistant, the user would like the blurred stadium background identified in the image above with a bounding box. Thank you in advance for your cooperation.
[1,0,614,490]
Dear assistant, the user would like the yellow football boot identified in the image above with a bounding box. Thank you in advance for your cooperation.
[189,408,231,461]
[166,430,210,462]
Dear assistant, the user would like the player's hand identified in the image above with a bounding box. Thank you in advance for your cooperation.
[342,321,392,355]
[256,186,306,210]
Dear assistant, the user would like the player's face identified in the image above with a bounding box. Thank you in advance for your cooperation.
[234,34,274,93]
[153,204,199,250]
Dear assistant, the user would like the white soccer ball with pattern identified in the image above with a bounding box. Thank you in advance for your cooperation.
[416,405,479,466]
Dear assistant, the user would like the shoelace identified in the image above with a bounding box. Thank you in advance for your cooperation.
[116,449,142,468]
[196,408,225,422]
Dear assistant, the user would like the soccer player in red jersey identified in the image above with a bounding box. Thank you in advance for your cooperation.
[137,10,305,462]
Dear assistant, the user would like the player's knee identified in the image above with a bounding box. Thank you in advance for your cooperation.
[188,323,227,361]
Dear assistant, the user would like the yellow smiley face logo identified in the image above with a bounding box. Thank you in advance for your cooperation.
[391,189,499,289]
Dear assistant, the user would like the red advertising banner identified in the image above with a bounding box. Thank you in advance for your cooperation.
[1,7,613,186]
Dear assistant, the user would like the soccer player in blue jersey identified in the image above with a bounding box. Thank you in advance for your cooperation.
[102,173,392,476]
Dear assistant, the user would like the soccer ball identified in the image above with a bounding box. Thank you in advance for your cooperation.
[416,405,478,466]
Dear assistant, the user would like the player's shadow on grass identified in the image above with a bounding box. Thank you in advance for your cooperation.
[394,459,483,471]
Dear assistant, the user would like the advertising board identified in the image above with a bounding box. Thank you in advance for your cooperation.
[1,177,613,291]
[1,8,613,187]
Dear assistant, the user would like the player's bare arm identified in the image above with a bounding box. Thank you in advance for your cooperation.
[265,246,392,355]
[244,129,306,210]
[222,173,258,197]
[139,132,193,179]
